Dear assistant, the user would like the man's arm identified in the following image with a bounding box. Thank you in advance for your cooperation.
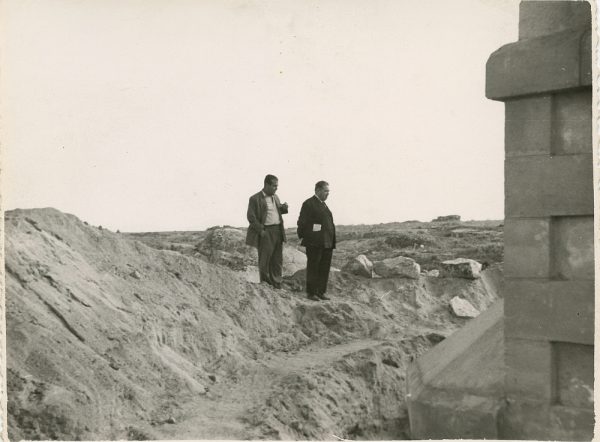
[279,203,288,215]
[247,196,264,235]
[275,195,288,214]
[297,200,310,239]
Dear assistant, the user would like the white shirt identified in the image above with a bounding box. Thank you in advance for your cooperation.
[262,191,280,225]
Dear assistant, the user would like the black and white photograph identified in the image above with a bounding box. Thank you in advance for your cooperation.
[1,0,595,440]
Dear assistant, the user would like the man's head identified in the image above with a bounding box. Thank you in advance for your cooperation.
[263,174,279,196]
[315,180,330,201]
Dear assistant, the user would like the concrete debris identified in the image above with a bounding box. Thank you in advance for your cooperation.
[342,254,373,278]
[450,296,480,318]
[425,332,447,344]
[281,247,307,276]
[441,258,482,279]
[373,256,420,279]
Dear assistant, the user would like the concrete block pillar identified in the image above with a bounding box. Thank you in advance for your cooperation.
[486,1,593,440]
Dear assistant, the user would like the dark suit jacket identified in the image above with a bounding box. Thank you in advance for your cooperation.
[245,191,287,248]
[297,195,336,249]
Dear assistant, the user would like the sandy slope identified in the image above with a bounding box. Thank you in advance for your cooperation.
[5,208,501,440]
[154,338,386,439]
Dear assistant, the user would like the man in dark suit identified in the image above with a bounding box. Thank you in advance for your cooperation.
[297,181,336,301]
[246,174,288,289]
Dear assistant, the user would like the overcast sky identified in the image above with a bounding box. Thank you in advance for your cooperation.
[1,0,520,232]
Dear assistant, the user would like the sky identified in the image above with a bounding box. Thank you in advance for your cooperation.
[1,0,521,232]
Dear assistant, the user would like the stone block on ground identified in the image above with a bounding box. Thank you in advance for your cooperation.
[342,254,373,278]
[373,256,420,279]
[441,258,482,279]
[282,247,307,277]
[450,296,480,318]
[244,266,260,283]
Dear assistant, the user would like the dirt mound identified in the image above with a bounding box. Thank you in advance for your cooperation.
[194,225,306,277]
[246,338,432,440]
[195,226,250,270]
[5,208,502,440]
[6,209,299,439]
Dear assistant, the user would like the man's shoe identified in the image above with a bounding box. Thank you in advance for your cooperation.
[272,282,282,289]
[317,294,330,301]
[307,294,320,301]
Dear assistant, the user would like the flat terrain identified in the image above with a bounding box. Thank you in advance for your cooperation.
[128,218,503,272]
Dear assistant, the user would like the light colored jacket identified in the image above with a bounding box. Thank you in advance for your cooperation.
[245,191,287,248]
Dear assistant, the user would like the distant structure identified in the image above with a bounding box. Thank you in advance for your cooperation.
[432,215,461,222]
[407,1,593,440]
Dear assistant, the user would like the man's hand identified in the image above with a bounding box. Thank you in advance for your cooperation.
[260,229,267,237]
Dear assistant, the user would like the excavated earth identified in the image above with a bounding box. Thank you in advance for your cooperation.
[5,208,503,440]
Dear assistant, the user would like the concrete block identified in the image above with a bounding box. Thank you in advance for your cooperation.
[505,337,552,400]
[504,279,594,344]
[499,400,594,441]
[552,90,592,155]
[504,218,549,279]
[413,301,504,387]
[505,95,552,157]
[428,311,504,395]
[407,389,500,440]
[406,301,505,439]
[518,1,591,39]
[554,342,593,409]
[486,28,589,100]
[551,215,594,280]
[505,154,593,217]
[580,29,592,85]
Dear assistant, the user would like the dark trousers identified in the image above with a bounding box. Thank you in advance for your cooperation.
[258,226,283,285]
[305,247,333,296]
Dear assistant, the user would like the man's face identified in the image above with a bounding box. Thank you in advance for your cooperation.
[264,180,278,196]
[316,185,330,201]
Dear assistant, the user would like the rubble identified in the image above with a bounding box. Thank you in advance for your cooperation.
[440,258,482,279]
[373,256,421,279]
[449,296,480,318]
[342,255,373,278]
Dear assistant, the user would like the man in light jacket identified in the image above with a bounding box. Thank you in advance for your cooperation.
[246,174,288,288]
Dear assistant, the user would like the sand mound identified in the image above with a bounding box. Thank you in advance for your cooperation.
[195,225,306,279]
[5,208,502,440]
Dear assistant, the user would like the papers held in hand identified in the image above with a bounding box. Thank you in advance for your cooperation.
[312,224,322,232]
